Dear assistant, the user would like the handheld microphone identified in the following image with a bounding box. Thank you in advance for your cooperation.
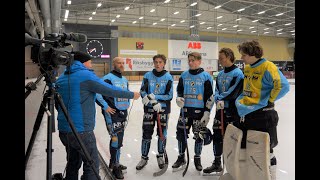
[49,32,87,43]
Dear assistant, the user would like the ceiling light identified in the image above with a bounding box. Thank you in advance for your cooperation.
[116,15,120,18]
[160,18,165,21]
[277,33,283,35]
[171,24,176,26]
[164,0,170,3]
[237,29,243,32]
[249,26,255,29]
[292,33,295,35]
[285,23,292,26]
[217,16,223,19]
[195,13,201,17]
[150,9,155,12]
[125,6,130,10]
[97,3,102,7]
[277,29,283,31]
[264,28,269,30]
[132,21,137,24]
[92,12,96,15]
[214,5,222,9]
[275,13,284,16]
[180,20,185,23]
[207,27,212,29]
[264,32,269,34]
[236,18,242,21]
[111,19,115,22]
[153,22,157,25]
[64,10,69,19]
[174,11,179,15]
[64,18,67,21]
[269,21,276,24]
[233,25,238,27]
[257,11,265,14]
[67,1,71,5]
[190,2,197,6]
[139,17,144,20]
[252,20,258,22]
[237,8,245,12]
[290,30,295,32]
[222,28,227,30]
[200,22,205,25]
[218,24,223,26]
[89,17,92,20]
[190,25,195,28]
[251,31,256,33]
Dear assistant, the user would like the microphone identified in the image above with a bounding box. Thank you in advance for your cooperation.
[49,32,87,43]
[25,33,55,46]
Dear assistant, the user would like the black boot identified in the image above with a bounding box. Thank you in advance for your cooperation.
[203,158,222,174]
[109,162,127,170]
[194,155,202,171]
[172,154,186,168]
[112,165,124,179]
[156,154,165,169]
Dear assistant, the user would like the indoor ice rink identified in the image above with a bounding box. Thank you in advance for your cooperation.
[25,0,295,180]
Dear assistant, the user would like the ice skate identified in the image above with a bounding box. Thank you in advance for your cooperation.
[203,159,223,176]
[136,157,148,172]
[172,154,186,172]
[112,165,124,179]
[156,154,165,169]
[194,155,203,171]
[109,162,127,174]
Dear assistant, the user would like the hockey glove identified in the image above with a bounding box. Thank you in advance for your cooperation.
[216,101,224,110]
[150,100,162,113]
[200,111,210,127]
[206,95,215,109]
[176,97,185,108]
[142,93,156,106]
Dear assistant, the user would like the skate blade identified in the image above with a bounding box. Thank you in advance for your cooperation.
[202,171,223,176]
[122,169,127,174]
[172,164,186,172]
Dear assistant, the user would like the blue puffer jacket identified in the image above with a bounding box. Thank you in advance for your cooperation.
[56,61,134,132]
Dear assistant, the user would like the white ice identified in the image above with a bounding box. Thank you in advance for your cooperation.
[25,79,295,180]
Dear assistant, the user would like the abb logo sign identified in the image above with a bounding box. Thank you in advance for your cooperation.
[188,42,201,49]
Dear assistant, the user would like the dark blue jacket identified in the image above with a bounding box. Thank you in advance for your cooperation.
[56,61,134,132]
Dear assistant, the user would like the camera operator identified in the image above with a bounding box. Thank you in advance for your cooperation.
[55,51,140,180]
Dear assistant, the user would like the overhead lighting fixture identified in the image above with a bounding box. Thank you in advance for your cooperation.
[124,6,130,10]
[264,32,269,34]
[173,11,179,15]
[160,18,165,21]
[218,24,223,26]
[217,16,223,19]
[251,31,256,33]
[190,2,197,6]
[171,24,176,26]
[292,33,295,36]
[257,11,265,14]
[249,26,255,29]
[132,21,137,24]
[290,30,295,32]
[180,20,185,23]
[277,29,283,31]
[116,15,120,18]
[200,22,205,25]
[222,28,227,30]
[285,23,292,26]
[269,21,276,24]
[275,13,284,16]
[111,19,115,22]
[252,19,258,22]
[64,10,69,19]
[207,27,212,29]
[237,29,243,32]
[164,0,170,3]
[89,17,92,20]
[190,25,195,28]
[195,13,201,17]
[277,32,283,35]
[97,3,102,7]
[236,18,242,21]
[92,12,96,15]
[237,8,245,12]
[264,28,269,30]
[64,18,67,21]
[153,22,157,25]
[67,1,71,5]
[233,25,238,28]
[214,5,222,9]
[139,16,144,20]
[150,9,155,12]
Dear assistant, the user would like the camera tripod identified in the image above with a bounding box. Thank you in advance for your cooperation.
[25,71,101,180]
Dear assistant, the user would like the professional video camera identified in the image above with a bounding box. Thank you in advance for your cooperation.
[25,32,87,73]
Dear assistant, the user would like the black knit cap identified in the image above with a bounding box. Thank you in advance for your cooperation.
[72,51,91,63]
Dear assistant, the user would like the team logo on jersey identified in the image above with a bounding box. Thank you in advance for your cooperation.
[197,94,203,100]
[156,83,160,88]
[190,81,195,87]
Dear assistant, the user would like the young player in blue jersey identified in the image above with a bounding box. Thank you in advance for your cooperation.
[173,52,214,172]
[235,40,290,180]
[96,57,132,179]
[136,54,174,171]
[203,48,244,175]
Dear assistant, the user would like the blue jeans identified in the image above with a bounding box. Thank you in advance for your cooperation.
[59,131,100,180]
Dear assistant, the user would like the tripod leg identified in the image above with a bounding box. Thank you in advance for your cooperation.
[46,90,55,180]
[55,92,101,180]
[25,92,49,169]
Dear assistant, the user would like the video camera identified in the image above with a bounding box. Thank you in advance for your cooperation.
[25,32,87,73]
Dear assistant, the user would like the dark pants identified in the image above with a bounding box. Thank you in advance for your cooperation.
[59,131,100,180]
